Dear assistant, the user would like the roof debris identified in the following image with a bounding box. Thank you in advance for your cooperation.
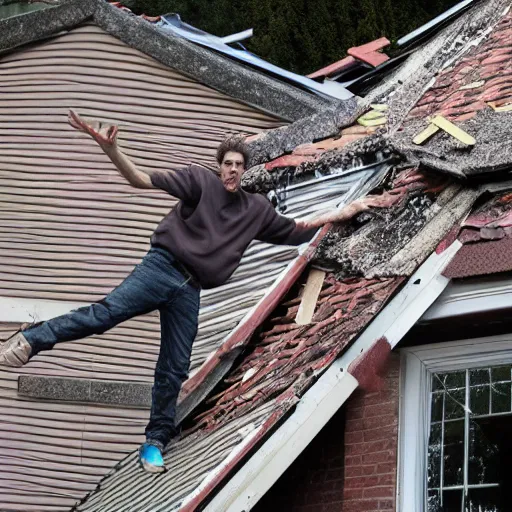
[295,268,326,325]
[430,115,476,146]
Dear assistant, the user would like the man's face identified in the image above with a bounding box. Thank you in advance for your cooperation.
[220,151,245,193]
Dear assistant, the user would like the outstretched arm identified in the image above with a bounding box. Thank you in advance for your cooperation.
[295,191,401,231]
[68,110,154,189]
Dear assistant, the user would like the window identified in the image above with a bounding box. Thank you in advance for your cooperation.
[427,367,512,511]
[398,336,512,512]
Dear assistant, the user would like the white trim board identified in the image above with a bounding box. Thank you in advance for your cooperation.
[205,243,460,511]
[421,274,512,321]
[0,296,87,324]
[398,334,512,512]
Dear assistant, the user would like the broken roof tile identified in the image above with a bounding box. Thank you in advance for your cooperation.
[444,193,512,278]
[408,10,512,123]
[347,37,390,67]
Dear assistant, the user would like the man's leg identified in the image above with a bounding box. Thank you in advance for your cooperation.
[144,282,200,450]
[1,248,182,365]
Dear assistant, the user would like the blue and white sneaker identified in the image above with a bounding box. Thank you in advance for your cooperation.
[139,443,165,473]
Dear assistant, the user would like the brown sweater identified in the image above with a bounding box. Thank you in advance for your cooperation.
[150,165,315,288]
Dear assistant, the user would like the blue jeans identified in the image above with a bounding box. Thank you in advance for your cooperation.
[23,247,201,449]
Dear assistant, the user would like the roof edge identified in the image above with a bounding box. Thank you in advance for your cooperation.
[0,0,335,121]
[247,97,361,166]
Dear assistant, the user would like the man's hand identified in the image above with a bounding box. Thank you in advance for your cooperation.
[68,110,153,189]
[357,190,402,210]
[68,110,118,149]
[296,190,402,231]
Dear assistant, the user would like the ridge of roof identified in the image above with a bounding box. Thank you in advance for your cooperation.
[0,0,338,122]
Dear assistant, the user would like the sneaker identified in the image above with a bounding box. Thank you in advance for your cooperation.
[139,443,165,473]
[0,332,32,367]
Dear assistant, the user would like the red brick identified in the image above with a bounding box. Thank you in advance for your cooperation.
[361,414,397,430]
[348,405,364,419]
[345,475,381,489]
[378,499,395,510]
[343,488,364,500]
[345,430,364,444]
[362,450,395,464]
[345,455,363,467]
[362,485,395,499]
[375,462,397,474]
[342,499,380,512]
[363,403,394,418]
[362,426,397,442]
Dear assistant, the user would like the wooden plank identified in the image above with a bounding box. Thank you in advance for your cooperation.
[295,269,326,325]
[413,123,440,145]
[488,101,512,112]
[431,115,476,146]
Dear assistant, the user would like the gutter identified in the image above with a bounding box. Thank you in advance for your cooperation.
[202,240,461,511]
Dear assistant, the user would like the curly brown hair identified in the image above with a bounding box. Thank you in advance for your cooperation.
[216,135,251,168]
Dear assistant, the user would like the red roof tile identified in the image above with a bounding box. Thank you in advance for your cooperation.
[444,193,512,278]
[186,274,404,434]
[347,37,390,67]
[307,56,357,79]
[409,10,512,122]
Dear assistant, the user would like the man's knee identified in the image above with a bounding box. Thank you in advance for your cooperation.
[87,299,125,334]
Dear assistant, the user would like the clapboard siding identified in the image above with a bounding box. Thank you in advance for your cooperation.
[0,23,285,511]
[0,23,282,303]
[0,322,150,511]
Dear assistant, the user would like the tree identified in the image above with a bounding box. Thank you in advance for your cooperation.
[128,0,462,74]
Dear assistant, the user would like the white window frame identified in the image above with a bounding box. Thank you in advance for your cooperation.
[398,334,512,512]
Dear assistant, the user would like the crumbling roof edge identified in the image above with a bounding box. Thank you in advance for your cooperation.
[247,97,362,166]
[0,0,335,122]
[198,241,462,512]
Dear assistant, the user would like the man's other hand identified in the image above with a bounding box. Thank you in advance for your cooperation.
[68,110,118,149]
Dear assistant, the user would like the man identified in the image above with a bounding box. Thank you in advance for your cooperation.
[0,111,396,472]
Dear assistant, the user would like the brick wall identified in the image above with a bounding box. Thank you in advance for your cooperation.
[253,352,400,512]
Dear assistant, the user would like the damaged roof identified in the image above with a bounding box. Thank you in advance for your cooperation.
[444,192,512,278]
[0,0,346,122]
[43,0,512,510]
[390,2,512,177]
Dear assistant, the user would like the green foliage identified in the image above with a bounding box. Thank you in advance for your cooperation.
[129,0,461,74]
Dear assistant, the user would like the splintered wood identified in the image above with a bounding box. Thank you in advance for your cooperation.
[295,269,326,325]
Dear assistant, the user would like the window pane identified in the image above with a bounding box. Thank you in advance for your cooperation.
[468,421,499,485]
[442,489,463,512]
[491,365,511,383]
[470,368,490,386]
[433,371,465,391]
[470,385,490,416]
[431,392,444,422]
[444,420,464,486]
[428,423,442,488]
[445,388,465,420]
[466,486,502,512]
[427,489,441,512]
[491,382,511,414]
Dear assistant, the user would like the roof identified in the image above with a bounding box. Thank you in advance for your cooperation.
[444,193,512,278]
[0,0,343,122]
[391,2,512,177]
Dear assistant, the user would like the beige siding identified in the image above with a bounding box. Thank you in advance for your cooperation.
[0,23,282,303]
[0,24,284,511]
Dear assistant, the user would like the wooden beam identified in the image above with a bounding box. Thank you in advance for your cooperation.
[430,115,476,146]
[413,123,440,145]
[295,269,326,325]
